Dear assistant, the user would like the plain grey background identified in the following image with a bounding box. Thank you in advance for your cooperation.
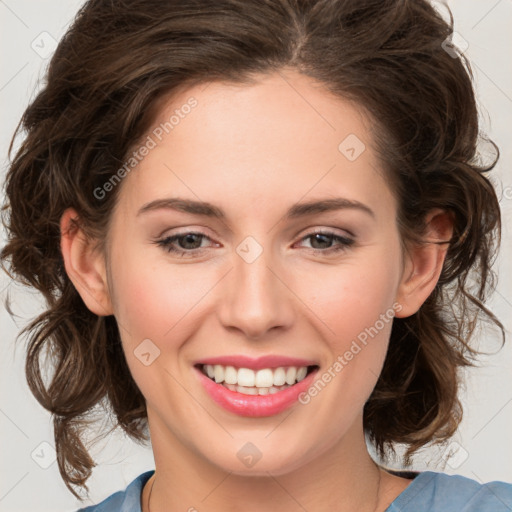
[1,1,511,510]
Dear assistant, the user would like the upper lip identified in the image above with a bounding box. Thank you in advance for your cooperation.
[194,355,318,370]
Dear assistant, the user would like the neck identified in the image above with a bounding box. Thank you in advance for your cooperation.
[143,409,389,512]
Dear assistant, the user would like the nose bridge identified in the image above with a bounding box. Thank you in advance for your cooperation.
[217,236,293,338]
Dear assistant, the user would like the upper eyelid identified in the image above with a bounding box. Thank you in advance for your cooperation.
[155,217,357,239]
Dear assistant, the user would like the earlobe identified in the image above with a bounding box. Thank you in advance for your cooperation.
[60,208,113,316]
[394,208,454,318]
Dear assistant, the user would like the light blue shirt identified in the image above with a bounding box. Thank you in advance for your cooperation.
[77,469,512,511]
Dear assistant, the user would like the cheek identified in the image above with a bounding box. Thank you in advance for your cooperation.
[109,245,218,349]
[107,250,211,398]
[305,260,398,338]
[297,250,401,384]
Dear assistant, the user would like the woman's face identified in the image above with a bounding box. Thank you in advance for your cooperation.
[99,69,411,474]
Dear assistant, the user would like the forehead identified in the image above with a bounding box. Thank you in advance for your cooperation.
[116,69,396,224]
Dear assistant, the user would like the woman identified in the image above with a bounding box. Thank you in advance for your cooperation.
[2,0,511,510]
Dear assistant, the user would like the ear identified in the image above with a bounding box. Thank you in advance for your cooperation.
[60,207,113,316]
[394,208,454,318]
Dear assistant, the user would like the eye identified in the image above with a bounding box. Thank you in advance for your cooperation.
[295,230,355,254]
[153,229,355,258]
[154,231,216,257]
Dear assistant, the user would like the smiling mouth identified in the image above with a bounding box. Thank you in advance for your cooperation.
[196,363,319,395]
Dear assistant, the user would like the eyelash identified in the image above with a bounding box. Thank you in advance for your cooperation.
[153,230,355,257]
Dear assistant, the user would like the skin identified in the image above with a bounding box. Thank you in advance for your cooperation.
[60,68,453,511]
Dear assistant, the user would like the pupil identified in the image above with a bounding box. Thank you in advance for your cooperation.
[180,234,201,249]
[311,233,331,249]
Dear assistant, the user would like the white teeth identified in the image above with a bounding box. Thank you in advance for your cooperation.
[237,367,255,387]
[296,367,307,382]
[255,368,274,388]
[202,364,313,387]
[222,382,291,395]
[224,365,238,385]
[238,385,258,395]
[273,367,286,386]
[285,367,297,385]
[214,365,224,383]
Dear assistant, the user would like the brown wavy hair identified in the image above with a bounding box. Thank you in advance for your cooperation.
[1,0,505,500]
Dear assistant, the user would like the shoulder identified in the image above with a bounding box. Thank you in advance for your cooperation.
[76,470,155,512]
[387,470,512,512]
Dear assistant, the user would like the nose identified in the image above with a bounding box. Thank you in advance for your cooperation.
[216,242,295,340]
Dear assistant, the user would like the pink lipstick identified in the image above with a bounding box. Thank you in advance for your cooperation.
[193,356,319,417]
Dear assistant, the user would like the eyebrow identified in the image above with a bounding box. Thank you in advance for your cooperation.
[137,197,375,220]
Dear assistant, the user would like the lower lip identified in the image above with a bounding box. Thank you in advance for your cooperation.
[194,366,319,417]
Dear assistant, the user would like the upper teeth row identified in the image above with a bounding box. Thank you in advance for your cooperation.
[203,364,309,387]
